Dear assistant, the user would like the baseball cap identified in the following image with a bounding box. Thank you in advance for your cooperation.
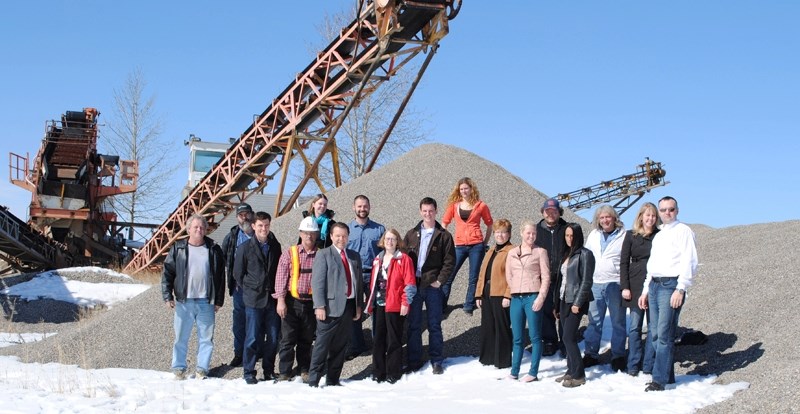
[541,198,561,212]
[236,203,253,214]
[298,216,320,232]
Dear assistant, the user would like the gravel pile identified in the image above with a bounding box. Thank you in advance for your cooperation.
[0,143,796,412]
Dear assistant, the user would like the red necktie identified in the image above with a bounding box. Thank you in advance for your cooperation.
[340,249,352,297]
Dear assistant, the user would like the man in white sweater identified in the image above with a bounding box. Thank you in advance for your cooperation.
[583,205,627,372]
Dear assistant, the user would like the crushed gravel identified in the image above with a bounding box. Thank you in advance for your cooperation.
[0,143,795,412]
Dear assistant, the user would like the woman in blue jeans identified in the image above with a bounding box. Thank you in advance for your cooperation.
[504,221,550,382]
[619,202,659,376]
[441,177,494,315]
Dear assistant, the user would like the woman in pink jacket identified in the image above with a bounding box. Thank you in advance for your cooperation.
[366,228,417,384]
[442,177,494,315]
[505,220,550,382]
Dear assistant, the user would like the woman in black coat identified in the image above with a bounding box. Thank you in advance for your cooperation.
[620,202,660,376]
[554,223,594,388]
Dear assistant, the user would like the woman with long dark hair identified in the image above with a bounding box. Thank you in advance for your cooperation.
[554,223,594,388]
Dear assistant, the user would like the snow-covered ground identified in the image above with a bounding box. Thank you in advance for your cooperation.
[0,271,747,413]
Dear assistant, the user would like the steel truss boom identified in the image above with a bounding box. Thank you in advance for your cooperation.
[556,158,669,216]
[125,0,459,273]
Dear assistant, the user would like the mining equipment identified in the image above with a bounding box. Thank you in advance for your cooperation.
[3,108,142,274]
[124,0,462,274]
[556,158,669,216]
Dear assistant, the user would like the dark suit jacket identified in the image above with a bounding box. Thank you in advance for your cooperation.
[311,245,363,317]
[233,232,282,308]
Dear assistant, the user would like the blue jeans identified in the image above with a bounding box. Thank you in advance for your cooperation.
[585,282,626,359]
[243,306,265,378]
[172,299,216,372]
[443,243,485,312]
[627,306,654,373]
[262,302,281,374]
[407,285,444,365]
[509,293,543,377]
[648,277,682,386]
[232,286,245,356]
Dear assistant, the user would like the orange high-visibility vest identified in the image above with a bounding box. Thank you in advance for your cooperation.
[289,245,312,299]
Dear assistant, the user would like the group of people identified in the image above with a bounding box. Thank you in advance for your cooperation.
[161,176,697,393]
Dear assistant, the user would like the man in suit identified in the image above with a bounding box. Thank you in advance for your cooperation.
[307,222,363,387]
[233,211,282,384]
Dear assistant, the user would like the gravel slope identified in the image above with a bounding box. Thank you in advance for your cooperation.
[1,143,796,412]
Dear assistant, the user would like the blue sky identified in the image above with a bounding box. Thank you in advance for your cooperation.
[1,1,797,228]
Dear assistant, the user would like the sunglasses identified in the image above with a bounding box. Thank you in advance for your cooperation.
[659,207,676,213]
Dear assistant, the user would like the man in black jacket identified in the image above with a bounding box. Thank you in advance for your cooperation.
[221,203,255,367]
[162,214,225,380]
[404,197,455,375]
[534,198,568,357]
[233,211,282,384]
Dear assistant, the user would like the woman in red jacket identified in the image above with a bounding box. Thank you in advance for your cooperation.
[442,177,494,315]
[366,228,417,383]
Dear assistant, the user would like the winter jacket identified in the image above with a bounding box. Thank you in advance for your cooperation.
[162,237,225,307]
[585,227,626,284]
[233,232,282,308]
[222,225,251,295]
[476,242,513,298]
[366,250,417,314]
[534,218,567,302]
[403,221,456,289]
[505,245,550,296]
[554,247,595,309]
[619,229,659,308]
[442,200,493,246]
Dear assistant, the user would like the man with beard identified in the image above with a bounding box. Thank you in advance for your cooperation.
[346,195,385,360]
[222,203,255,367]
[534,198,567,357]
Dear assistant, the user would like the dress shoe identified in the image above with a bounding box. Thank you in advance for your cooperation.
[229,355,243,367]
[404,362,424,374]
[431,363,444,375]
[542,342,557,357]
[582,354,599,368]
[562,377,586,388]
[371,374,386,383]
[387,376,400,384]
[554,373,571,383]
[326,379,342,387]
[645,382,665,392]
[611,357,626,372]
[244,377,258,385]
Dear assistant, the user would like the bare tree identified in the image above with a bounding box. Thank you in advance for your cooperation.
[301,4,430,190]
[102,68,182,237]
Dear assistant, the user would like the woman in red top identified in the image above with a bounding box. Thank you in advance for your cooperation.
[366,229,417,383]
[442,177,494,315]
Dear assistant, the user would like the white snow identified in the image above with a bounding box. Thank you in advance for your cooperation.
[0,270,150,309]
[0,272,748,413]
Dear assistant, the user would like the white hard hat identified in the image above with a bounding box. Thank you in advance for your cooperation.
[298,216,320,232]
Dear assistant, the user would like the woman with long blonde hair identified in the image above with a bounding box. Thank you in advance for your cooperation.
[441,177,493,315]
[620,202,660,376]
